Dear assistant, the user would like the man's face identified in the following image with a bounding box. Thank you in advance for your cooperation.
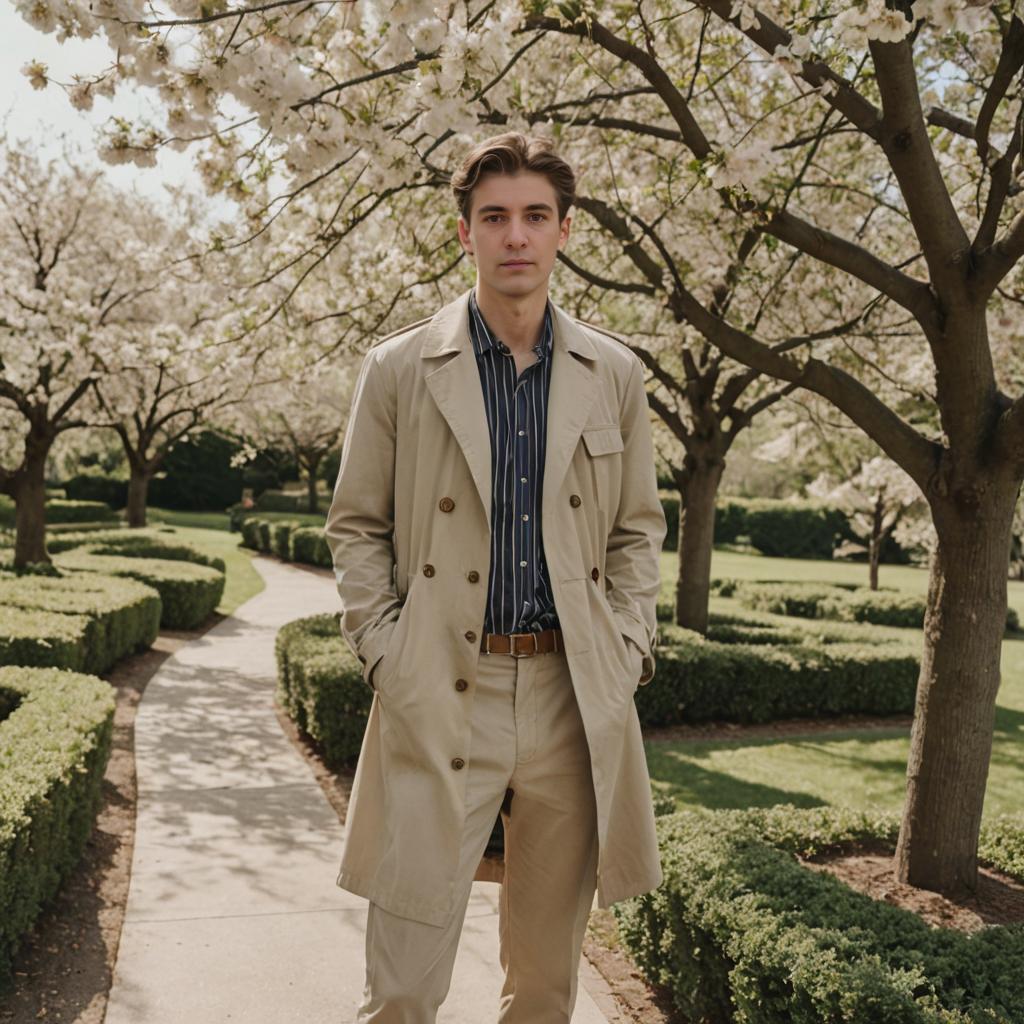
[457,170,571,299]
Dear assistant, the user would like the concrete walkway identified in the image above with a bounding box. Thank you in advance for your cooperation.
[105,554,618,1023]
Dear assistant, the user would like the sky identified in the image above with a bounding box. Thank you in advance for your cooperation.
[0,1,238,220]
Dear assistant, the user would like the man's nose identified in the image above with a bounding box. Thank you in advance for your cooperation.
[505,219,528,247]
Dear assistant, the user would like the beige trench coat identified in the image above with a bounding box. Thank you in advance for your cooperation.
[324,287,668,927]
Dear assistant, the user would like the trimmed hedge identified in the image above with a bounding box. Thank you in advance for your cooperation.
[61,473,128,509]
[289,526,332,567]
[47,527,226,574]
[239,516,332,569]
[0,573,160,674]
[274,613,371,768]
[0,666,116,989]
[53,552,224,630]
[614,805,1024,1024]
[0,497,118,527]
[714,578,1021,633]
[0,606,90,671]
[637,612,921,727]
[277,609,920,741]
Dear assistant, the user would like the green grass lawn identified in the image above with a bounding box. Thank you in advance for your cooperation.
[649,547,1024,822]
[145,511,266,615]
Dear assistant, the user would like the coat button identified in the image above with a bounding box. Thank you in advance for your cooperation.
[569,494,582,507]
[467,570,479,583]
[451,757,465,770]
[439,497,455,512]
[455,678,468,692]
[465,630,476,643]
[591,567,599,581]
[423,564,435,577]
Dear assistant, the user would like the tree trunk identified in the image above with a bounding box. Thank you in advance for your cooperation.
[895,479,1018,894]
[675,457,724,634]
[305,455,321,515]
[13,452,49,568]
[126,468,153,528]
[868,536,880,590]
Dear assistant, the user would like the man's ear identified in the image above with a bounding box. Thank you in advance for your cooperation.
[558,213,572,249]
[457,215,474,254]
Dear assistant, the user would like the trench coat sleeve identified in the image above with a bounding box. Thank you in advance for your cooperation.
[606,355,668,685]
[323,346,402,690]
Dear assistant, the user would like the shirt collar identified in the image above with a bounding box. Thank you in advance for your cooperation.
[469,287,553,360]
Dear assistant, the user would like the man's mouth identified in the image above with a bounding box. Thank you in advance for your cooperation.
[502,260,532,267]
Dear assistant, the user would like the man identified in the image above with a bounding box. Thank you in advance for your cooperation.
[324,132,667,1023]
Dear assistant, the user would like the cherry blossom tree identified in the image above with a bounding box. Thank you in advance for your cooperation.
[0,137,163,565]
[21,0,1024,894]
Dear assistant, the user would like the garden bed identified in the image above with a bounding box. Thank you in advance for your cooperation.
[614,805,1024,1024]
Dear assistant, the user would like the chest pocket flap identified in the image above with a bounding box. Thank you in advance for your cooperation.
[582,426,624,456]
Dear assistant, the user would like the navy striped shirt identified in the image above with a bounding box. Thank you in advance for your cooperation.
[468,288,561,636]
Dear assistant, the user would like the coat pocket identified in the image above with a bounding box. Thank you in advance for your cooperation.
[581,425,624,456]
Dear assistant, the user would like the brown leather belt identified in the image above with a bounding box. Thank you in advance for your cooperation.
[480,628,563,657]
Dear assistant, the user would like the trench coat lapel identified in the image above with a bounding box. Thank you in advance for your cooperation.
[421,288,602,529]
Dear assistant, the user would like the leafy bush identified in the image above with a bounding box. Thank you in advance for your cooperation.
[147,429,244,511]
[289,527,332,567]
[61,474,128,509]
[271,519,303,559]
[742,499,847,559]
[0,666,116,989]
[714,579,1021,633]
[0,497,118,528]
[0,573,160,673]
[53,552,224,630]
[0,606,90,670]
[46,527,226,573]
[255,490,324,514]
[239,516,266,551]
[613,805,1024,1024]
[637,613,920,727]
[275,613,373,768]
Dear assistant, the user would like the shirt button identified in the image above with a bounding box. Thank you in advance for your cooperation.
[569,494,582,507]
[455,679,469,692]
[518,429,526,436]
[465,630,476,643]
[467,570,480,583]
[521,477,527,484]
[451,757,465,770]
[591,567,599,581]
[438,497,455,513]
[521,514,529,521]
[520,561,527,568]
[423,564,435,577]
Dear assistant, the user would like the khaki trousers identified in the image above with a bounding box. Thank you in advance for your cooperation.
[354,645,599,1023]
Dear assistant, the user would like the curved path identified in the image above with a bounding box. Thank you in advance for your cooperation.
[105,554,618,1023]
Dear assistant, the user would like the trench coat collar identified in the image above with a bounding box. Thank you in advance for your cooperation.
[421,287,602,529]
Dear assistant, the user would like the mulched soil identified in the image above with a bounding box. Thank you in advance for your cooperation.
[803,841,1024,931]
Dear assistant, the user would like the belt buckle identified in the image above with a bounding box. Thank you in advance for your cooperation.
[510,631,538,658]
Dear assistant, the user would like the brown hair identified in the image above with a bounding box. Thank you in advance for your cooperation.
[451,132,576,224]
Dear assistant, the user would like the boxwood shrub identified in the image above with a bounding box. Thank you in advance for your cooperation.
[0,573,160,674]
[289,527,332,567]
[0,666,116,989]
[46,527,226,573]
[0,607,90,671]
[637,613,921,727]
[275,613,372,768]
[270,519,303,559]
[613,805,1024,1024]
[714,578,1021,633]
[53,552,224,630]
[0,497,118,528]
